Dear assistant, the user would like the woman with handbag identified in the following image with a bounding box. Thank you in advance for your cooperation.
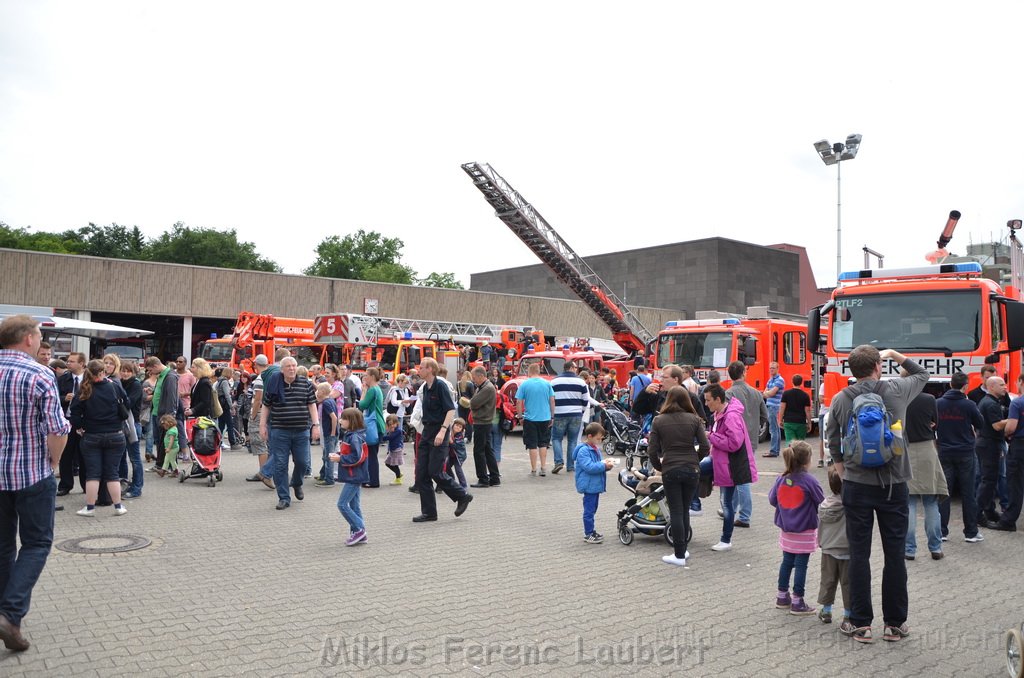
[703,383,753,553]
[69,360,130,516]
[185,358,216,419]
[359,367,386,488]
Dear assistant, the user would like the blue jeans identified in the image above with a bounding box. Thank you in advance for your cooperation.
[582,493,600,536]
[720,485,736,544]
[939,453,978,538]
[766,404,781,456]
[491,421,503,462]
[127,422,144,495]
[732,483,752,523]
[320,434,338,484]
[0,475,56,626]
[269,428,309,504]
[337,482,364,532]
[778,551,810,597]
[552,416,583,469]
[906,494,942,556]
[143,418,154,456]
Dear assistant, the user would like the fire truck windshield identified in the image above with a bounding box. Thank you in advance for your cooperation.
[657,332,732,369]
[830,290,981,353]
[201,343,233,362]
[519,356,567,376]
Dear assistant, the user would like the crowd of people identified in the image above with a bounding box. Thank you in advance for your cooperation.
[3,310,1023,654]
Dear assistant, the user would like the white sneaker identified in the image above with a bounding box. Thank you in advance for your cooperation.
[710,541,732,551]
[964,532,985,543]
[689,509,703,517]
[113,506,128,516]
[662,555,687,567]
[76,507,95,516]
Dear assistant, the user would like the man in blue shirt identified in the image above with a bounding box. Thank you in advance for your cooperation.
[762,362,784,458]
[628,365,652,413]
[516,363,555,476]
[992,374,1024,532]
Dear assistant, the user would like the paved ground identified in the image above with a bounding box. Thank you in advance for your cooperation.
[2,436,1020,677]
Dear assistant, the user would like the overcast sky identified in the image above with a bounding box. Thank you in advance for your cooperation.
[3,1,1023,295]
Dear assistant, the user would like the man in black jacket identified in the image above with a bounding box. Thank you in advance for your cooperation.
[56,352,87,495]
[935,372,984,541]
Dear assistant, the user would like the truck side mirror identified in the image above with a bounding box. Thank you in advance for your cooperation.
[1004,300,1024,352]
[807,307,822,354]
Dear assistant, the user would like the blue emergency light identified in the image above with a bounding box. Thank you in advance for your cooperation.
[403,332,412,340]
[838,262,982,281]
[210,333,218,339]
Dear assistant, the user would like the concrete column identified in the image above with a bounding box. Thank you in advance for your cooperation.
[182,316,194,363]
[73,310,91,356]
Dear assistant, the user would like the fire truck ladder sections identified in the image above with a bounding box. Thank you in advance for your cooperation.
[375,317,527,341]
[461,162,653,351]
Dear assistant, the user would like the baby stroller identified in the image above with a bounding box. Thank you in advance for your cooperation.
[615,467,692,546]
[180,417,223,487]
[601,404,643,457]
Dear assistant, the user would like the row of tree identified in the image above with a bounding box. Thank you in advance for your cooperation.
[0,222,464,288]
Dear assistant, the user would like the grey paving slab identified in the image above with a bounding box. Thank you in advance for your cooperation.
[0,437,1019,677]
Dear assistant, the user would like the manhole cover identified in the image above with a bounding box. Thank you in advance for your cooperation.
[56,534,152,554]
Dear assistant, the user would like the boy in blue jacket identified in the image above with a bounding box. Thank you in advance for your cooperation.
[573,423,615,544]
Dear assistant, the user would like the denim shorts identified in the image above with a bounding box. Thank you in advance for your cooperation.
[81,431,127,482]
[522,419,551,449]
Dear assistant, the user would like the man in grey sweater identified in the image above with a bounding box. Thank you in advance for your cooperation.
[825,346,928,644]
[726,361,767,527]
[468,366,500,488]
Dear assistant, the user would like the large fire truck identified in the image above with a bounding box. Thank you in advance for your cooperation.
[656,308,812,391]
[808,213,1024,408]
[199,313,330,373]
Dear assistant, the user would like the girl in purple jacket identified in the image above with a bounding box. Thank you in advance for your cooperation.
[768,441,825,615]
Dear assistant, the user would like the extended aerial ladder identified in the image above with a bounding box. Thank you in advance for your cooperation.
[314,312,542,349]
[461,162,653,355]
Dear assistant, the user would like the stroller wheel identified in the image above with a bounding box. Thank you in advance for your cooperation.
[178,471,187,483]
[602,438,615,457]
[663,522,693,547]
[207,475,217,487]
[215,470,223,482]
[1007,628,1024,678]
[618,523,634,545]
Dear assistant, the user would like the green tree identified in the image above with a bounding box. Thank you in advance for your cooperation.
[0,222,84,254]
[71,223,147,259]
[304,229,415,283]
[147,222,280,272]
[418,271,464,289]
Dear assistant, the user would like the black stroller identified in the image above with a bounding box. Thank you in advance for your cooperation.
[600,404,643,456]
[615,467,692,546]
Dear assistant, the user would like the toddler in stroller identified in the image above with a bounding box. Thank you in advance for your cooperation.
[180,416,224,487]
[616,463,691,547]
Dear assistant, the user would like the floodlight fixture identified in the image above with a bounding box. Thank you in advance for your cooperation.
[813,133,864,278]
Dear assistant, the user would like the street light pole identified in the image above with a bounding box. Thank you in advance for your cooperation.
[813,134,862,280]
[836,160,841,280]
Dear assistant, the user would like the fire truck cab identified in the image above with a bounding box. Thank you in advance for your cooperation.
[808,262,1024,406]
[655,312,812,391]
